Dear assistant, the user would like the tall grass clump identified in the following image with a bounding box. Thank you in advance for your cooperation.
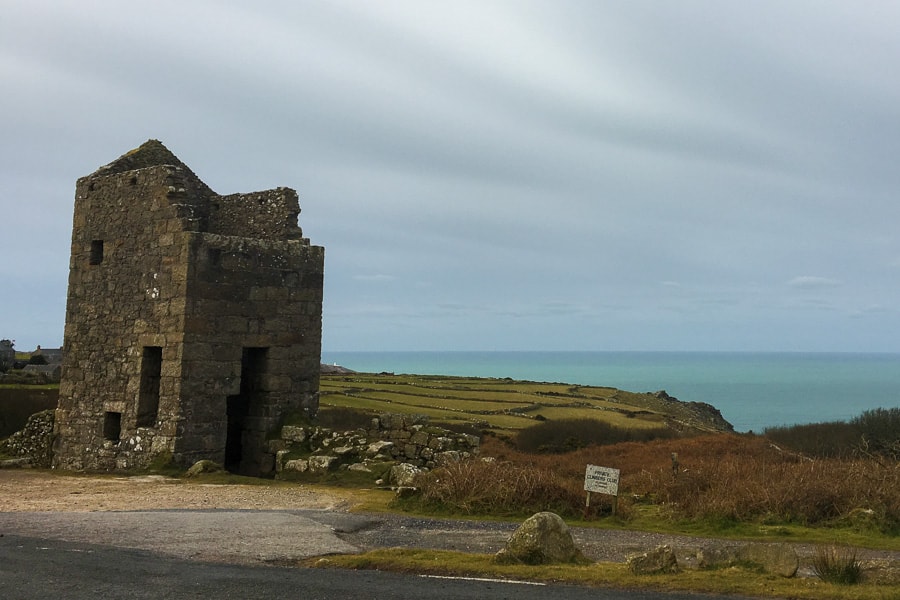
[811,545,863,585]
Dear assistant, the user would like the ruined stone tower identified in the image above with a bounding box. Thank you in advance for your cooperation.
[53,140,324,475]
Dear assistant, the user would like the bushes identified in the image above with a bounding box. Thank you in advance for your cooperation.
[852,407,900,460]
[764,407,900,460]
[515,418,676,453]
[764,421,862,458]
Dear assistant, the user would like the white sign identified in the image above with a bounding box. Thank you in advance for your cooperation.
[584,464,620,496]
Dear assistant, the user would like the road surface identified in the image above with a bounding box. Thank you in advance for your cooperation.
[0,533,758,600]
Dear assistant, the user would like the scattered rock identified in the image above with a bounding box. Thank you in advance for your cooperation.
[184,460,223,477]
[280,426,308,443]
[308,455,338,473]
[627,544,679,574]
[494,512,587,565]
[283,458,309,472]
[366,440,394,457]
[390,463,422,486]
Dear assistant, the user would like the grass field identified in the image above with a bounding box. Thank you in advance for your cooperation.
[319,373,728,436]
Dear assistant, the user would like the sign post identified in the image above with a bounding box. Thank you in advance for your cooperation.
[584,464,620,516]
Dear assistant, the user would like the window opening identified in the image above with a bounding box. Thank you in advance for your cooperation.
[89,240,104,265]
[103,412,122,441]
[136,346,162,427]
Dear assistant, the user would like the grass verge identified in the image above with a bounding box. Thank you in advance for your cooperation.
[305,549,896,600]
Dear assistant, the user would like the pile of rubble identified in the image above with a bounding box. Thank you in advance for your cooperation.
[271,413,480,483]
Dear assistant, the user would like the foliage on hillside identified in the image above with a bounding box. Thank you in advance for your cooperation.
[765,407,900,460]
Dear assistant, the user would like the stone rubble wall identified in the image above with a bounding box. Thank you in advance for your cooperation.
[0,410,55,468]
[270,413,480,477]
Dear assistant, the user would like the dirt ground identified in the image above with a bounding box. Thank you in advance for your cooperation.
[0,469,348,512]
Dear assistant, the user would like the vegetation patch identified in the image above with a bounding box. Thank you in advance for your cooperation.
[306,549,894,600]
[515,417,675,453]
[812,545,864,585]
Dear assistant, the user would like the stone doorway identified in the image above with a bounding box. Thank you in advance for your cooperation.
[225,347,268,475]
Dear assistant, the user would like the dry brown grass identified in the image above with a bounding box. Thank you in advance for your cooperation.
[417,434,900,531]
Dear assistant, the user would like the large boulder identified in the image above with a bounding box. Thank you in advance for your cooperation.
[627,544,679,574]
[494,512,587,565]
[389,463,422,486]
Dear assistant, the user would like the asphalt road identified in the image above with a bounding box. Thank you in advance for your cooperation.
[0,534,757,600]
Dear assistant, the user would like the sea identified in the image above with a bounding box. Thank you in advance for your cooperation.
[320,351,900,433]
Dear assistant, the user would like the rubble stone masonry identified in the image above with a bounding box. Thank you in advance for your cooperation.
[53,140,324,475]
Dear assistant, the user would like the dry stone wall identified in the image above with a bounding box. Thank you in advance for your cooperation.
[271,413,480,478]
[0,410,54,468]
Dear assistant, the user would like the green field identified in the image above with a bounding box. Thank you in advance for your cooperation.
[319,373,729,435]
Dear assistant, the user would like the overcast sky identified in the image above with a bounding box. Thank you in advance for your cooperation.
[2,1,899,353]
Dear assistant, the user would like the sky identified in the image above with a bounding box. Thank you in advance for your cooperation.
[2,1,899,353]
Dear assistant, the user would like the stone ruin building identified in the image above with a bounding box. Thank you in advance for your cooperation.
[52,140,324,475]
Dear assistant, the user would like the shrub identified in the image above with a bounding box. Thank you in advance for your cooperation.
[764,421,860,458]
[812,545,863,585]
[515,418,675,454]
[764,407,900,460]
[852,407,900,460]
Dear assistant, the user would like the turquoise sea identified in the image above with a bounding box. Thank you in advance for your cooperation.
[321,351,900,433]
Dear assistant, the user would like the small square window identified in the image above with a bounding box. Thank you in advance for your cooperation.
[103,411,121,441]
[90,240,104,265]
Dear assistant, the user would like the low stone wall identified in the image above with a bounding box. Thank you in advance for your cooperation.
[270,413,479,477]
[0,409,55,468]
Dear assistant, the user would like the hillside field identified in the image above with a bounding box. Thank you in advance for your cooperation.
[318,372,732,436]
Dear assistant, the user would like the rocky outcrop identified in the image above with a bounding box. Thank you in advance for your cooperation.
[320,363,356,375]
[648,390,734,432]
[495,512,587,565]
[273,413,479,479]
